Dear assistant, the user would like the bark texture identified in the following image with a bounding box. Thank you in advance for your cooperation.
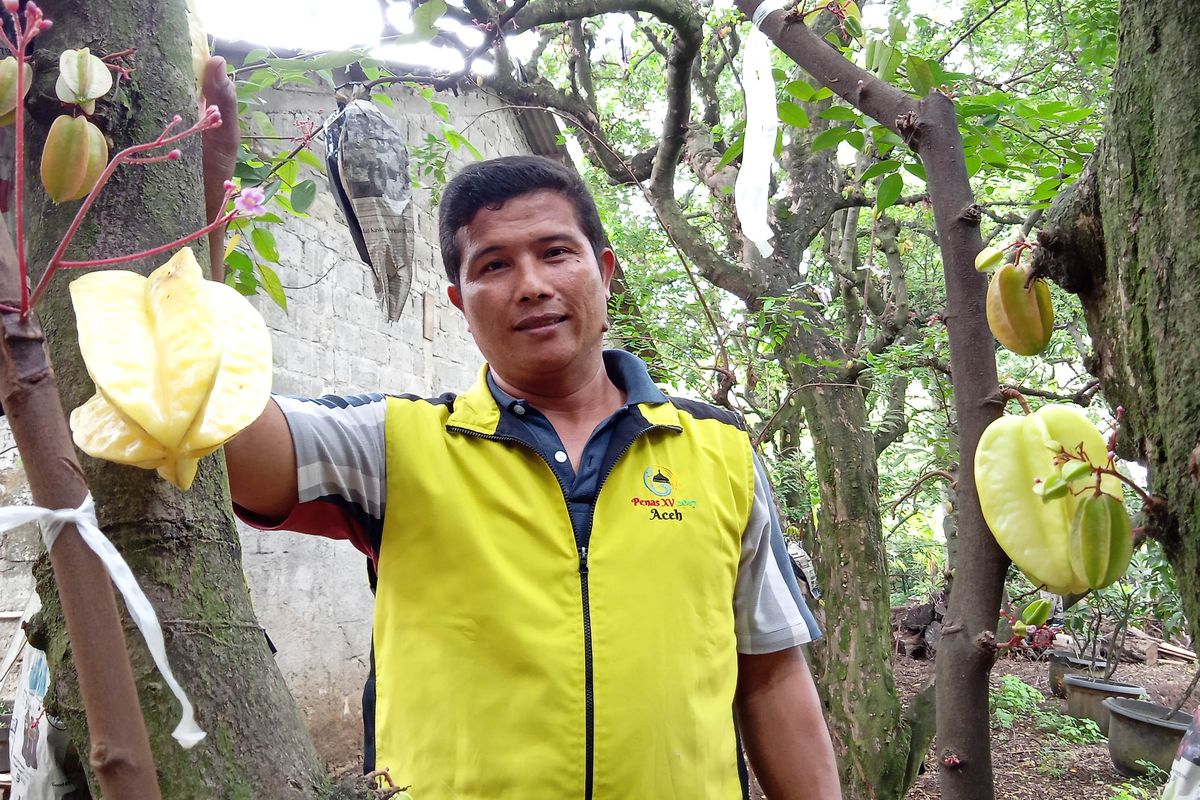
[22,2,327,797]
[798,380,910,798]
[1034,0,1200,628]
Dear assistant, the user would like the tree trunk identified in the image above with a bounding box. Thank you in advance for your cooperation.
[22,2,326,796]
[1034,0,1200,632]
[793,368,910,800]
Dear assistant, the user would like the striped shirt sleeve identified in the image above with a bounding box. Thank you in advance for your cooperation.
[235,393,388,561]
[732,452,823,653]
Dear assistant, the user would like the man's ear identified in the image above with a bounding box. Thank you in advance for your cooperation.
[599,249,617,297]
[447,283,464,312]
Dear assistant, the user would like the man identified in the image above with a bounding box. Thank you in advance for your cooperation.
[204,64,840,800]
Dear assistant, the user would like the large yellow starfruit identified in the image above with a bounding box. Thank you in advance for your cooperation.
[974,405,1124,594]
[986,262,1054,356]
[69,248,272,491]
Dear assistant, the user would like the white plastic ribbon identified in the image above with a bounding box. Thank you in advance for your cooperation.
[0,493,206,749]
[735,24,779,258]
[751,0,786,29]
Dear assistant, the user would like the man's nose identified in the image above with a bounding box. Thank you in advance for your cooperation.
[514,259,553,301]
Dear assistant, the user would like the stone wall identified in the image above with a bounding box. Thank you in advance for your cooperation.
[0,78,540,769]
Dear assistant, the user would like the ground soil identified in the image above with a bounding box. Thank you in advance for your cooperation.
[898,653,1199,799]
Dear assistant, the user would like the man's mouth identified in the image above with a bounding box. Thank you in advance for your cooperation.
[514,314,567,332]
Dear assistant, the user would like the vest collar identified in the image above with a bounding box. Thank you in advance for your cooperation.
[446,356,681,435]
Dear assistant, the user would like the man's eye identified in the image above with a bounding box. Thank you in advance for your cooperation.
[481,260,504,272]
[546,247,570,258]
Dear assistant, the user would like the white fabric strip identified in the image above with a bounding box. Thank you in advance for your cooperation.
[735,25,779,258]
[0,493,206,748]
[752,0,786,29]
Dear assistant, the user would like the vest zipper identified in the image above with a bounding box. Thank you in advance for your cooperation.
[447,421,680,800]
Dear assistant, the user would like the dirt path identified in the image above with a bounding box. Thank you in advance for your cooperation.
[897,654,1198,799]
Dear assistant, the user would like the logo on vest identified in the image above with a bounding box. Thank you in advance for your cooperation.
[632,465,697,521]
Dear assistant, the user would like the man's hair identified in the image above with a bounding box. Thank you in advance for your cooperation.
[437,155,607,285]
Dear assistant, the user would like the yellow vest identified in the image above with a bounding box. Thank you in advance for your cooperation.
[373,368,755,799]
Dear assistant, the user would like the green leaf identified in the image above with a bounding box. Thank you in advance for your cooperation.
[257,262,288,311]
[225,249,253,274]
[243,48,269,65]
[1036,474,1070,501]
[860,160,900,181]
[1031,177,1062,200]
[1062,461,1094,483]
[296,148,326,173]
[784,80,815,102]
[1055,107,1094,123]
[875,172,903,214]
[903,162,927,181]
[844,130,865,150]
[819,105,859,122]
[906,55,934,97]
[413,0,448,33]
[371,92,395,108]
[778,101,810,129]
[717,135,745,170]
[810,127,848,153]
[251,227,280,263]
[249,110,277,137]
[430,100,451,122]
[291,179,317,213]
[265,50,362,74]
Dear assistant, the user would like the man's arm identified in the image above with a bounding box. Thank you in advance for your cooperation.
[224,400,298,522]
[735,647,842,800]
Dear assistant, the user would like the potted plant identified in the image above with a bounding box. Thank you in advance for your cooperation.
[1064,673,1146,734]
[1105,698,1193,775]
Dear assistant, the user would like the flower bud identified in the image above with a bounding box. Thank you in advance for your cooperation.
[3,0,19,12]
[40,114,109,202]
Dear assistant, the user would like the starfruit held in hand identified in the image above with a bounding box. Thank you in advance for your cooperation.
[974,404,1123,595]
[1069,492,1133,591]
[41,114,108,202]
[69,248,272,491]
[986,262,1054,356]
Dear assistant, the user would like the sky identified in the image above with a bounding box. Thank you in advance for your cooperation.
[194,0,966,60]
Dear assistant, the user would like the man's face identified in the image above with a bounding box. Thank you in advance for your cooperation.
[447,190,616,390]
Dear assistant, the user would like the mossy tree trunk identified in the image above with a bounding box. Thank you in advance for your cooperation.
[1033,0,1200,633]
[792,370,912,800]
[21,2,327,796]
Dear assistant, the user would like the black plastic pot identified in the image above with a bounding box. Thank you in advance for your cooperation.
[1104,698,1192,775]
[1047,651,1109,699]
[1064,675,1146,735]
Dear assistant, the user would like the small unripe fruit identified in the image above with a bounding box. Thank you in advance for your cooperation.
[40,114,108,203]
[0,57,32,126]
[986,262,1054,356]
[1069,492,1134,590]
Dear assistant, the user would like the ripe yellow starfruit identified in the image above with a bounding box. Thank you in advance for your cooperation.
[986,262,1054,356]
[69,248,272,491]
[40,114,108,202]
[974,405,1124,594]
[0,57,33,127]
[1069,492,1133,591]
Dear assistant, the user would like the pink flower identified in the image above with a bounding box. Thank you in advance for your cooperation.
[235,187,266,217]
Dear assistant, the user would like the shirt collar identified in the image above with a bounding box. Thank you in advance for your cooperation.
[486,349,669,412]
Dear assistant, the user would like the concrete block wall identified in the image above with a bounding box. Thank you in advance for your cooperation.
[0,79,539,769]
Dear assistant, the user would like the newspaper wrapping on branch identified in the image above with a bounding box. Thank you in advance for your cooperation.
[325,98,416,322]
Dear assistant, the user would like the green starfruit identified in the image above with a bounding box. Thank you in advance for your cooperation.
[974,405,1122,594]
[1069,492,1133,590]
[974,245,1005,273]
[1020,598,1052,626]
[40,114,108,202]
[0,57,32,127]
[986,262,1054,356]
